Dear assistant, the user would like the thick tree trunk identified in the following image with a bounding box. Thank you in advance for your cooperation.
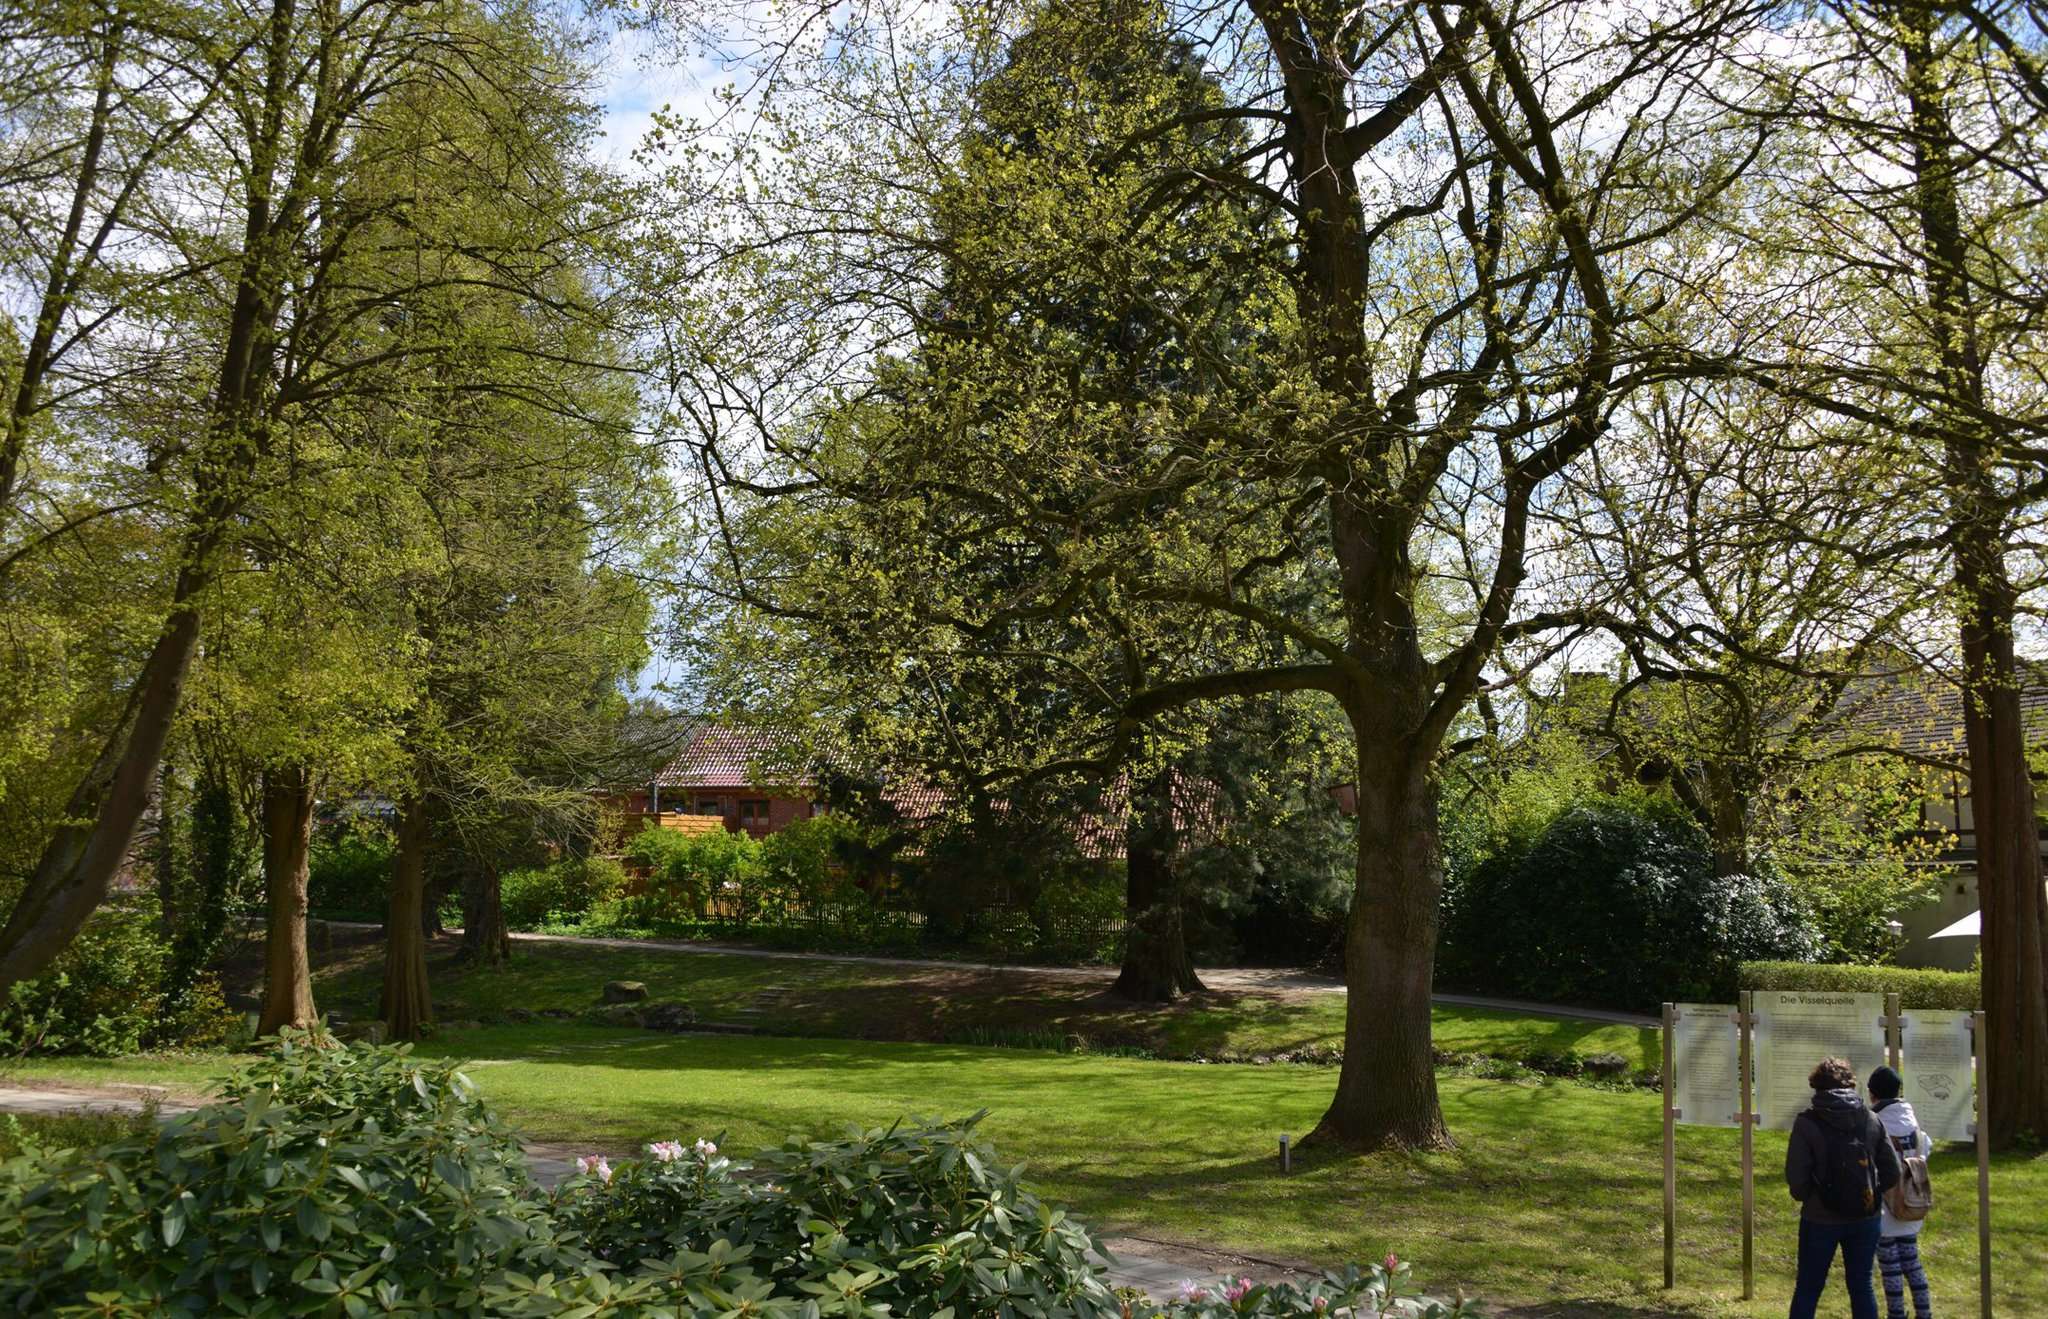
[381,795,433,1041]
[459,862,512,966]
[1957,562,2048,1144]
[258,764,318,1034]
[1705,776,1750,879]
[1903,9,2048,1144]
[0,601,202,989]
[1113,777,1203,1001]
[1309,729,1452,1152]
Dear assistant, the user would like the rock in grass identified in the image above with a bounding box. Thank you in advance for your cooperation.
[1584,1051,1632,1078]
[642,1001,696,1032]
[602,980,649,1004]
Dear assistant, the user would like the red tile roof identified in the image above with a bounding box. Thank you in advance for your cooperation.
[652,724,1224,859]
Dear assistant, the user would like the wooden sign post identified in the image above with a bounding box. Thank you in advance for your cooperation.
[1973,1010,1991,1319]
[1662,1003,1676,1290]
[1738,990,1755,1301]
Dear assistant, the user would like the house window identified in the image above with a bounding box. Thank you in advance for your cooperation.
[739,798,770,827]
[695,796,724,816]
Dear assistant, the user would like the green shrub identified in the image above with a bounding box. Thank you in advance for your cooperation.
[1440,798,1819,1011]
[623,825,763,923]
[0,895,170,1056]
[0,1031,560,1314]
[0,1034,1479,1318]
[501,855,628,929]
[307,818,396,917]
[1739,960,1981,1009]
[545,1115,1478,1318]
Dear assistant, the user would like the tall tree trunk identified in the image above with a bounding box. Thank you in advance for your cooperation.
[1956,566,2048,1144]
[1904,6,2048,1144]
[0,0,297,990]
[1310,714,1452,1152]
[460,861,512,966]
[381,794,433,1041]
[1113,773,1203,1002]
[0,599,203,988]
[258,764,318,1034]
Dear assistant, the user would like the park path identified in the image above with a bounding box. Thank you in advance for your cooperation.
[324,921,1658,1029]
[0,1080,1309,1298]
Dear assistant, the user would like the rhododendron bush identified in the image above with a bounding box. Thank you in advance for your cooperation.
[0,1034,1481,1316]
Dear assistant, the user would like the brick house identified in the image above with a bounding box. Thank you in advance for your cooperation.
[646,725,825,839]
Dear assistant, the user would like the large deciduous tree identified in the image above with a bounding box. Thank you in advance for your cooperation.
[662,0,1764,1147]
[1725,0,2048,1142]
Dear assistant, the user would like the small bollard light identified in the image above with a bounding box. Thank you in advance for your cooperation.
[1279,1133,1291,1173]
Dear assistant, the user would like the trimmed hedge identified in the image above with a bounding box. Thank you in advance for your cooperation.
[1738,960,1980,1009]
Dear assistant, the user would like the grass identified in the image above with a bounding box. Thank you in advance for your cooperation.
[0,1107,156,1160]
[298,932,1659,1073]
[8,1024,2041,1317]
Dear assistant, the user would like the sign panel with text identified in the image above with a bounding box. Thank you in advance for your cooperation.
[1752,991,1886,1132]
[1672,1002,1742,1127]
[1899,1009,1976,1144]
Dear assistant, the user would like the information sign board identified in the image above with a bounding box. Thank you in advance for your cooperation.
[1899,1009,1976,1143]
[1752,991,1886,1132]
[1672,1002,1741,1127]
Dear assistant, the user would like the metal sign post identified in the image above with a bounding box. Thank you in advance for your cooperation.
[1885,992,1902,1069]
[1661,1002,1676,1290]
[1738,990,1755,1301]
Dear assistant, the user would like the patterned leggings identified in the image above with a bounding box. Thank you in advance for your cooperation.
[1878,1235,1932,1319]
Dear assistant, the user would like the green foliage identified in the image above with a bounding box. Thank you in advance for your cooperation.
[0,896,170,1056]
[0,1035,1480,1316]
[1739,960,1981,1009]
[547,1115,1477,1318]
[0,1106,157,1162]
[501,856,628,930]
[307,817,397,917]
[1441,798,1819,1011]
[1787,864,1945,966]
[0,1031,560,1314]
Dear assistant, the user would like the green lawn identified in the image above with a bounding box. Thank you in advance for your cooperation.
[10,1025,2039,1317]
[301,933,1658,1071]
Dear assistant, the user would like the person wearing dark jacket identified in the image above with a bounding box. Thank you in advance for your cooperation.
[1785,1056,1903,1319]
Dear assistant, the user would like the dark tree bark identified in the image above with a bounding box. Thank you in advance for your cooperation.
[1113,774,1203,1002]
[0,0,301,992]
[0,601,203,988]
[381,795,434,1041]
[1903,5,2048,1144]
[258,765,318,1034]
[459,860,512,966]
[1309,674,1452,1152]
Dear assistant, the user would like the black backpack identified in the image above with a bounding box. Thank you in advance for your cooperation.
[1810,1114,1881,1217]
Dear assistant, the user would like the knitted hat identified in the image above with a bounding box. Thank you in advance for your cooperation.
[1868,1065,1903,1100]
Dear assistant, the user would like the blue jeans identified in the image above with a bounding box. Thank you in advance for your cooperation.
[1789,1216,1882,1319]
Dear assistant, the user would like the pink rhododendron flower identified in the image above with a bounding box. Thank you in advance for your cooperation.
[1383,1253,1400,1273]
[693,1138,718,1158]
[646,1141,686,1163]
[1176,1281,1209,1303]
[1312,1298,1328,1312]
[1224,1278,1255,1302]
[576,1155,613,1184]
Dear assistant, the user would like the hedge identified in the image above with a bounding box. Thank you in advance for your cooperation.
[1738,960,1980,1009]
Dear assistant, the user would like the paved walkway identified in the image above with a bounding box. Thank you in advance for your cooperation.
[320,920,1657,1028]
[0,1081,1302,1297]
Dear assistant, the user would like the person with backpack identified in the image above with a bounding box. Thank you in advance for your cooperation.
[1869,1065,1935,1319]
[1785,1056,1903,1319]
